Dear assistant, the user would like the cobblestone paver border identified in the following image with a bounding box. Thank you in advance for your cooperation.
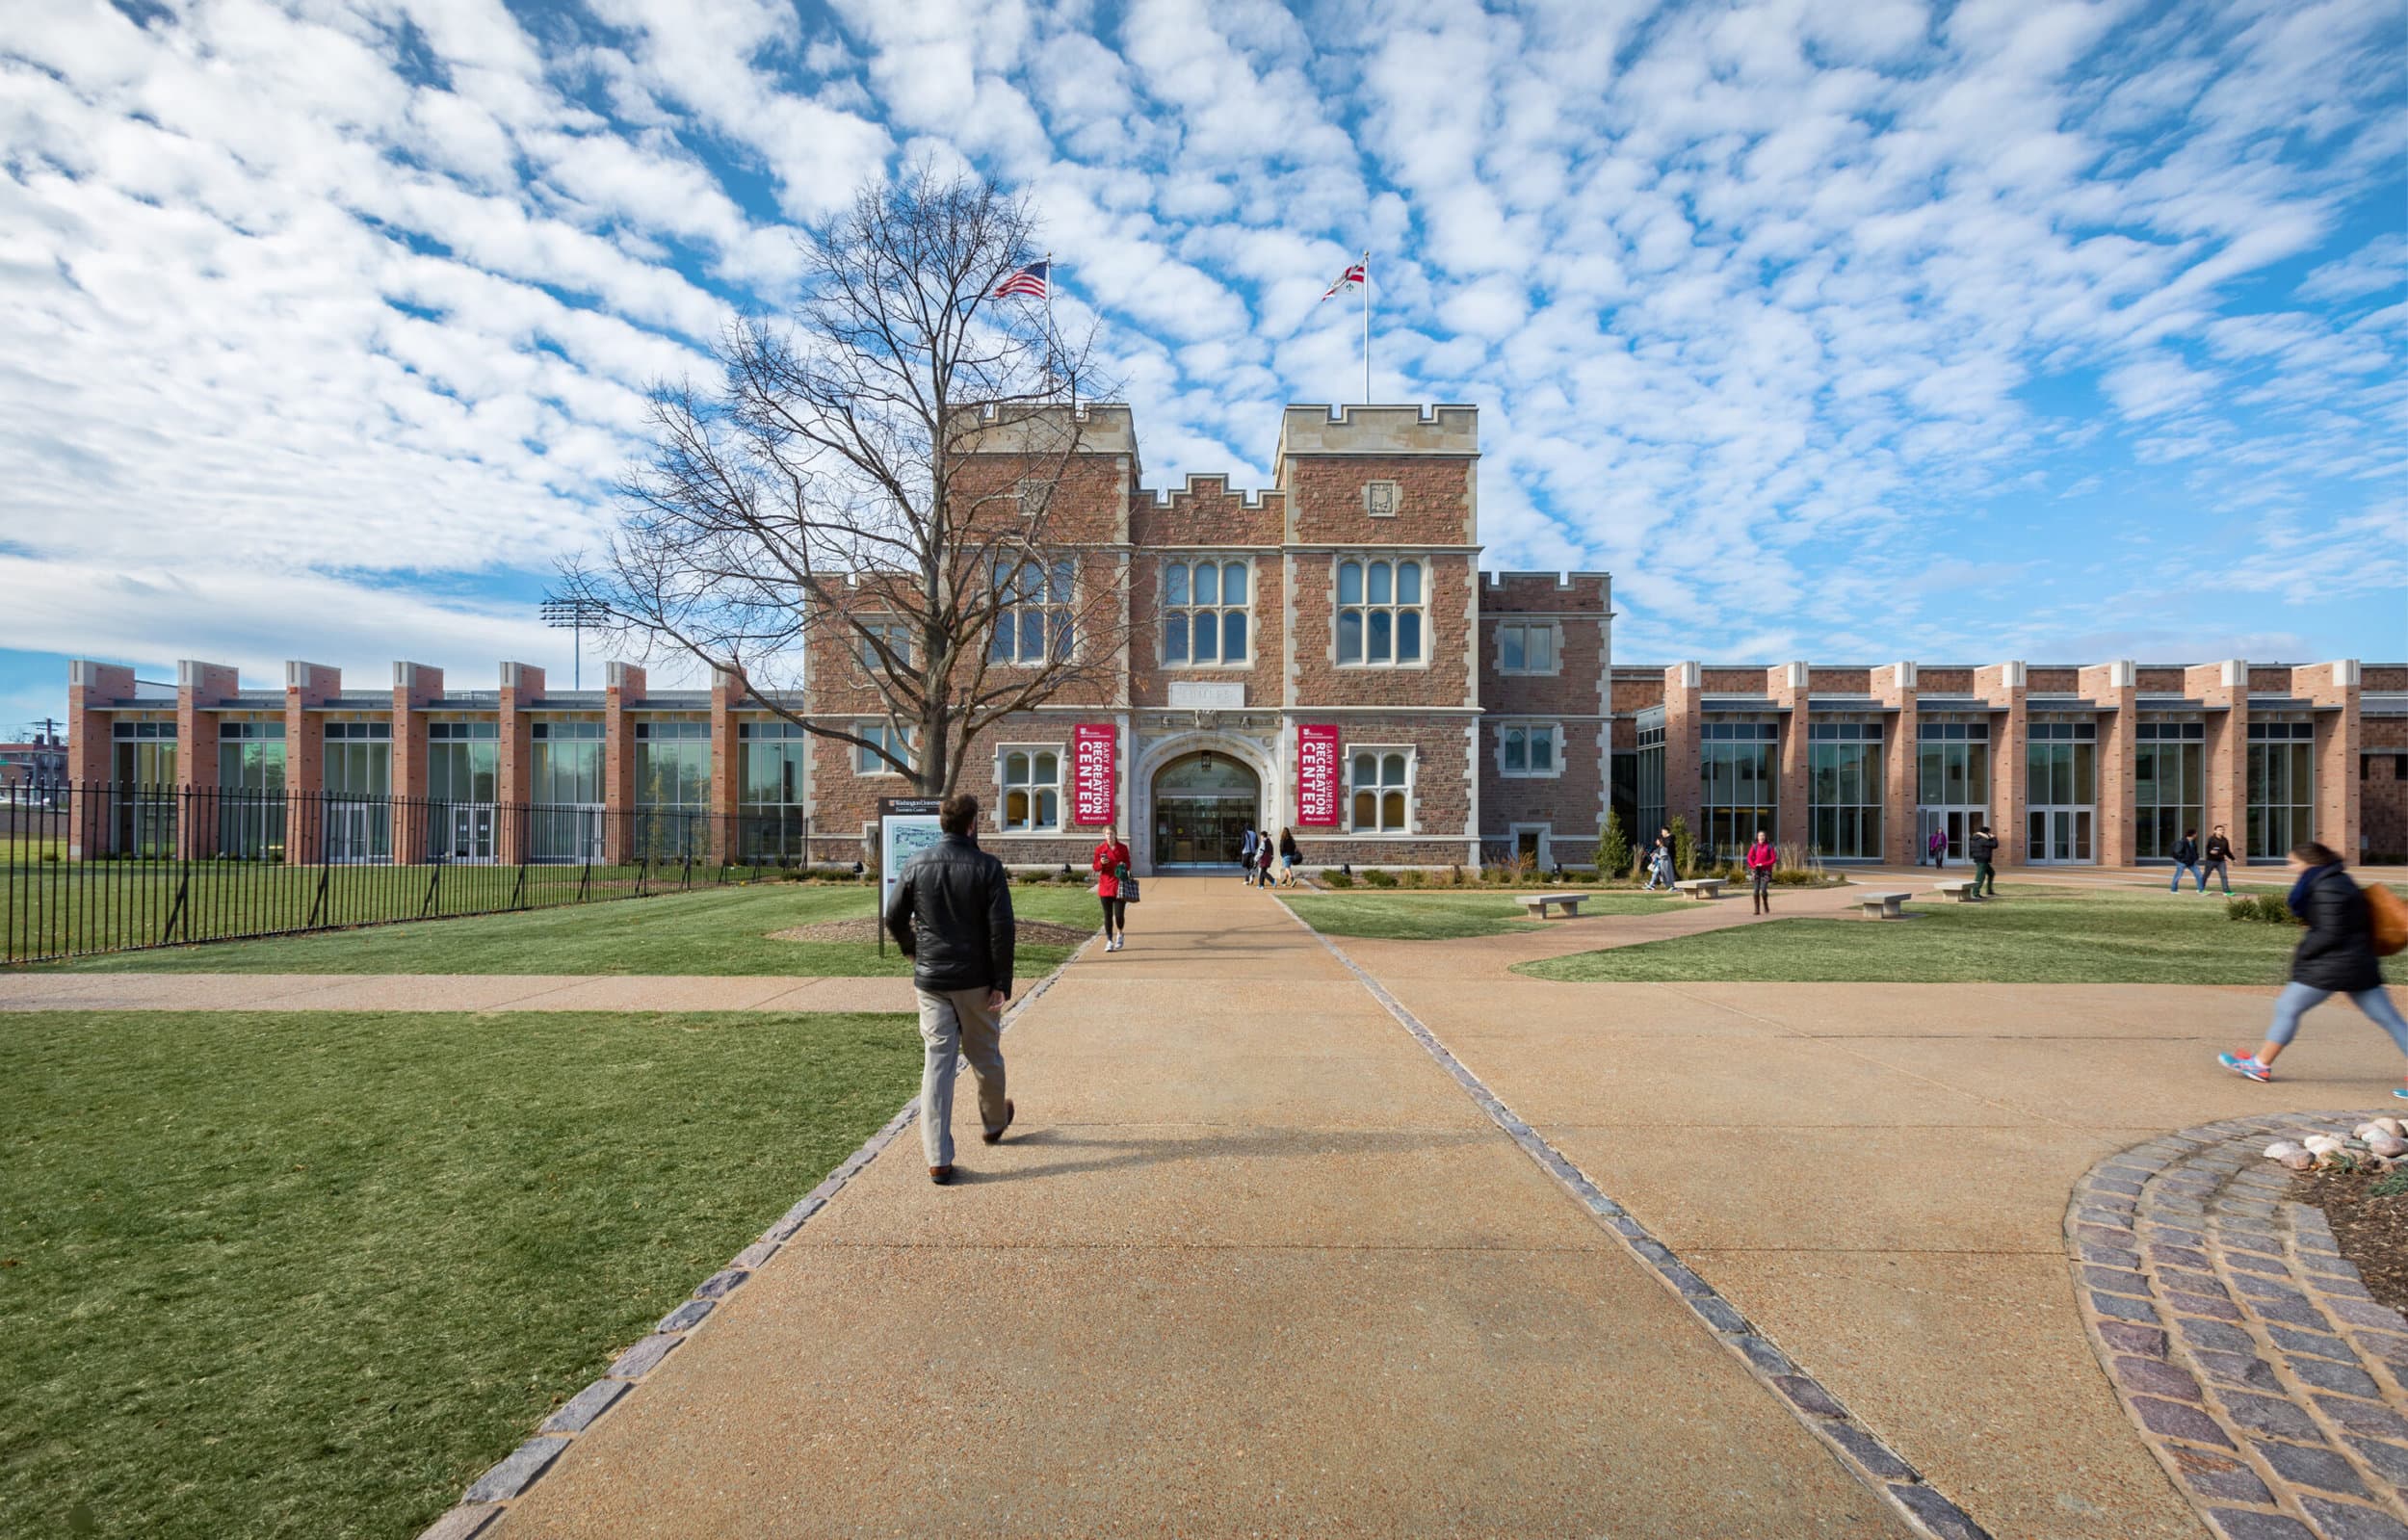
[2069,1113,2408,1540]
[1278,900,1994,1540]
[410,936,1097,1539]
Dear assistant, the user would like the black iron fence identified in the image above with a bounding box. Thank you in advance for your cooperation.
[2,782,835,965]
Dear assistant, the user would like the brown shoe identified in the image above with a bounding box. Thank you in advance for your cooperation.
[929,1164,955,1185]
[982,1100,1015,1145]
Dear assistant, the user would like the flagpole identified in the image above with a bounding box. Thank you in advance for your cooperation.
[1360,249,1371,405]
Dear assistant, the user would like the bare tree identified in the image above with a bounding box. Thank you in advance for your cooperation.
[563,163,1126,797]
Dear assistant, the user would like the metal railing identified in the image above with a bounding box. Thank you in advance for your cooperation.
[2,782,829,965]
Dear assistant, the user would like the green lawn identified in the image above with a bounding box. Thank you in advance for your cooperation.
[2,861,850,965]
[1284,890,1686,941]
[0,1007,923,1539]
[39,882,1101,976]
[1516,888,2310,983]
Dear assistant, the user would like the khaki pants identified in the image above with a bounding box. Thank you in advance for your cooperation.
[915,986,1008,1166]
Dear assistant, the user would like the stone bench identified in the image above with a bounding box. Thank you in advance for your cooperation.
[1513,892,1590,920]
[1857,891,1913,920]
[1673,878,1724,901]
[1933,879,1984,901]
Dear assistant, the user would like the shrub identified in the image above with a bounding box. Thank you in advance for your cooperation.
[1443,862,1466,888]
[1668,816,1697,879]
[1596,811,1631,882]
[1363,868,1398,888]
[2228,893,2302,926]
[1400,868,1427,889]
[1322,870,1354,888]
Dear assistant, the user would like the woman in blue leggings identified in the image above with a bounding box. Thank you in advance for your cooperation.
[2220,842,2408,1092]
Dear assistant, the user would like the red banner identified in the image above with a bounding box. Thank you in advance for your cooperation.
[1296,724,1342,827]
[1072,723,1116,825]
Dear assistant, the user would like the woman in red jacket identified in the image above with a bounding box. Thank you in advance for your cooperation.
[1091,822,1133,953]
[1744,829,1778,915]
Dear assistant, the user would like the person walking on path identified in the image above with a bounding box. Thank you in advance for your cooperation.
[2204,825,2236,895]
[1277,827,1300,887]
[1926,826,1948,869]
[1256,833,1276,888]
[2169,828,2205,893]
[1642,827,1674,891]
[1092,822,1133,953]
[884,794,1016,1185]
[1239,823,1260,885]
[1968,823,1999,898]
[1744,829,1778,915]
[2219,842,2408,1095]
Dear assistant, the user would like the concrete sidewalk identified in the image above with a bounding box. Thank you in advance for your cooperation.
[485,876,1908,1537]
[1343,968,2405,1538]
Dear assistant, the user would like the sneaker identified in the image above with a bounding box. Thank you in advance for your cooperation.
[2218,1052,2272,1083]
[2394,1087,2408,1101]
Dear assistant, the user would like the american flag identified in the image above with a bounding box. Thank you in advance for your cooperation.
[1320,254,1366,300]
[992,260,1050,300]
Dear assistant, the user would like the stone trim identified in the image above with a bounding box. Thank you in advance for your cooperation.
[411,936,1100,1539]
[1272,898,1993,1540]
[2067,1113,2408,1540]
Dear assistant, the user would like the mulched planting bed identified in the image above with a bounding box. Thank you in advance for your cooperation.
[770,918,1098,947]
[2289,1165,2408,1316]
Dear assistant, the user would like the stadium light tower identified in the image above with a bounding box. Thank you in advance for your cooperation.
[540,596,610,691]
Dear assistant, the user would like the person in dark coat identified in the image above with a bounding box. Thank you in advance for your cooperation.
[2203,825,2235,895]
[1967,824,2000,899]
[886,794,1017,1182]
[2219,842,2408,1092]
[2168,828,2204,893]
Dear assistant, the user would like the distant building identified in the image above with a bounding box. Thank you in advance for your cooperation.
[58,403,2408,869]
[0,729,67,796]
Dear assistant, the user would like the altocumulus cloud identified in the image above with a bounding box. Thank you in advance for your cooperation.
[0,0,2401,710]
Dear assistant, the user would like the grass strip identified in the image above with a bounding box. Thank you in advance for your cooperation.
[1515,888,2305,983]
[42,882,1101,976]
[1285,890,1685,941]
[0,1007,922,1538]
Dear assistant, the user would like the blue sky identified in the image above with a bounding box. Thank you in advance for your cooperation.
[2,0,2403,735]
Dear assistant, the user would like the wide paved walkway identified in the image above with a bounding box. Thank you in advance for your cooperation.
[488,876,1906,1537]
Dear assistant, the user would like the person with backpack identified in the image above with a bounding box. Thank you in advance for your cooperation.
[2219,843,2408,1094]
[2203,825,2235,895]
[2169,828,2205,893]
[1239,823,1260,885]
[1256,833,1275,888]
[1967,823,1999,898]
[1744,829,1778,914]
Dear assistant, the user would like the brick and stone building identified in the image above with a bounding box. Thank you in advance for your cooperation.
[60,403,2408,871]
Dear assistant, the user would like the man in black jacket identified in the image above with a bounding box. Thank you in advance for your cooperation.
[885,794,1017,1184]
[2169,828,2204,893]
[2203,825,2235,895]
[1968,823,2000,898]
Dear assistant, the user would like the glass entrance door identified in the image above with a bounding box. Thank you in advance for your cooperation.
[1150,752,1262,868]
[2025,719,2097,866]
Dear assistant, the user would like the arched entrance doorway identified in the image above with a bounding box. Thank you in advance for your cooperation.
[1151,751,1261,869]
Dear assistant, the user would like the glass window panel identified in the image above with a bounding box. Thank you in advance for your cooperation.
[1505,729,1527,770]
[1038,790,1058,826]
[1353,753,1375,784]
[1397,611,1421,661]
[1050,560,1073,601]
[1020,610,1046,659]
[1165,613,1189,662]
[1006,751,1028,785]
[1382,754,1407,786]
[1337,611,1362,662]
[1381,791,1405,830]
[1397,561,1421,603]
[1531,731,1553,770]
[1193,616,1217,662]
[1035,751,1058,782]
[1368,562,1392,604]
[1530,627,1552,670]
[1193,562,1217,605]
[1352,790,1374,827]
[1368,610,1391,662]
[1223,613,1246,661]
[1222,562,1245,603]
[1007,790,1029,824]
[1338,561,1363,604]
[1165,562,1189,605]
[1501,628,1524,670]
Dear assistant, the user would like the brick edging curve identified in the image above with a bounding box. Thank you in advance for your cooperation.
[1271,895,1995,1540]
[412,935,1101,1540]
[2068,1114,2408,1540]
